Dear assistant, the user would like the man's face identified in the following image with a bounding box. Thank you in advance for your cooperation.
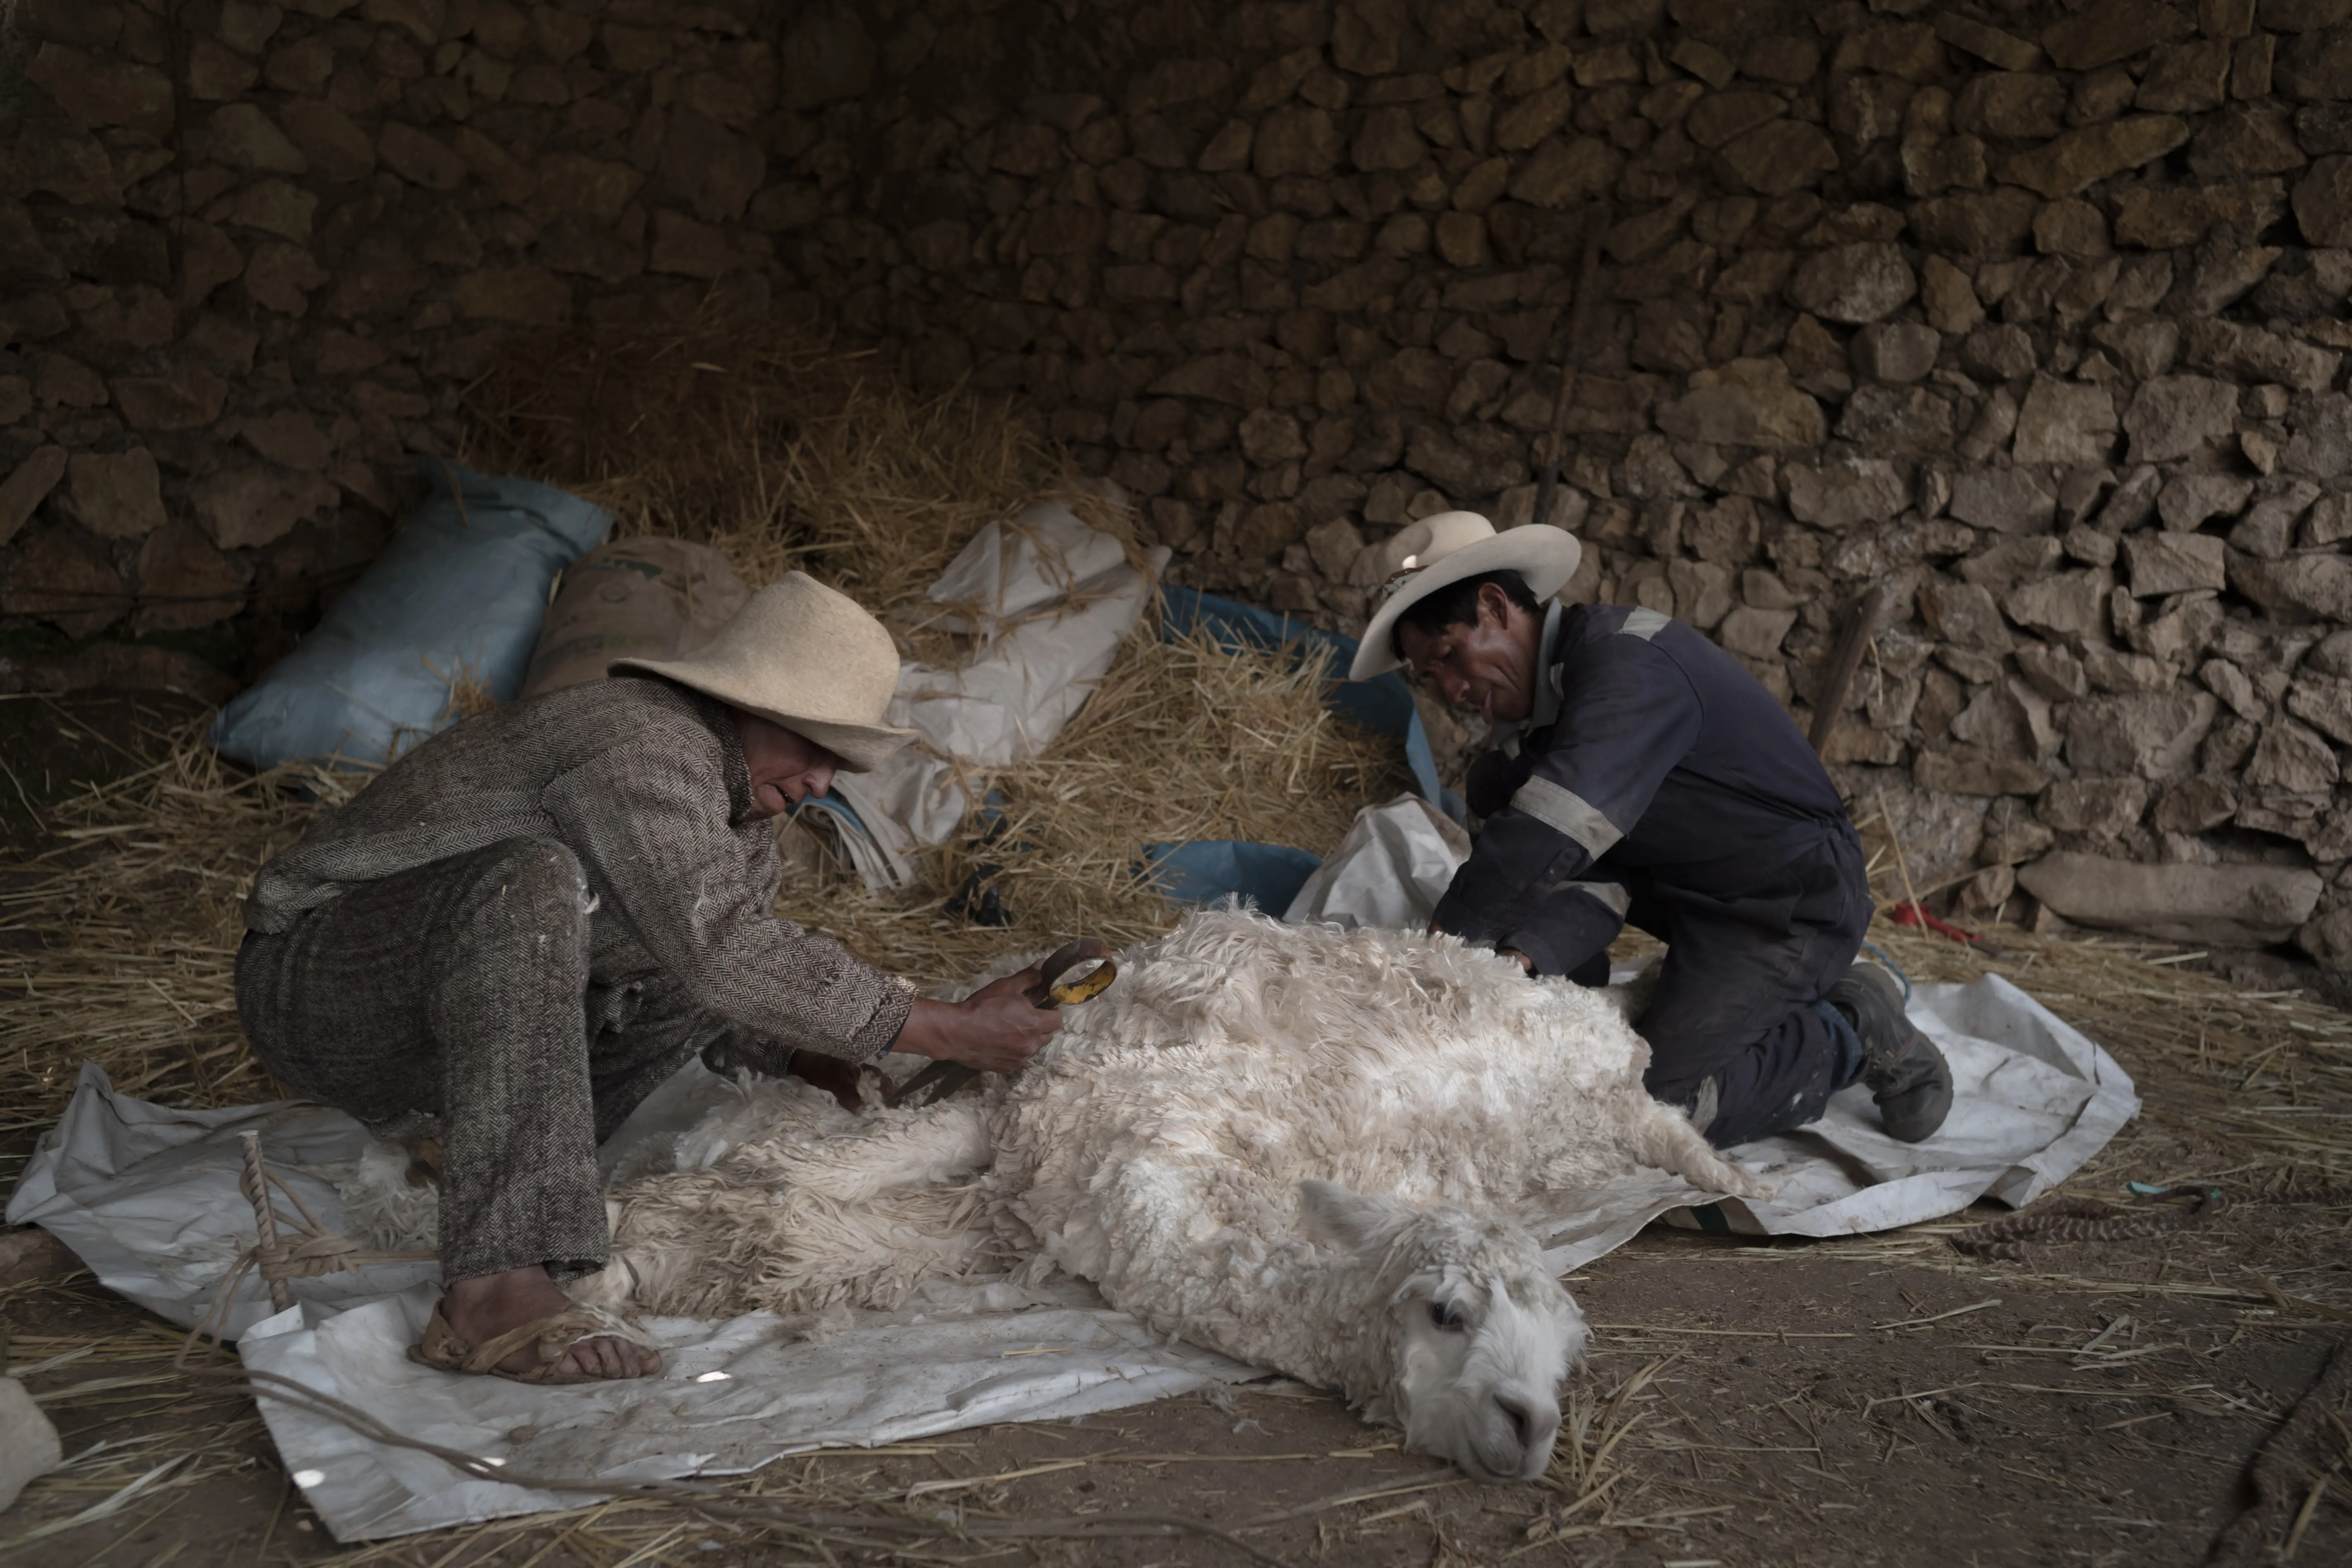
[734,710,841,819]
[1396,584,1542,726]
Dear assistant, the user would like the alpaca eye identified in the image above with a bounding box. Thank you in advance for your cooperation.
[1429,1300,1467,1331]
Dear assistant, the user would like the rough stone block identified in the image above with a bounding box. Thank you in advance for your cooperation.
[2283,393,2352,478]
[64,449,164,540]
[2043,1,2197,72]
[2123,531,2228,595]
[0,445,69,549]
[2123,374,2239,462]
[1918,578,2013,650]
[1,526,129,637]
[2013,374,2117,464]
[0,1377,64,1513]
[2066,688,2220,778]
[279,100,376,182]
[133,521,245,633]
[205,103,308,173]
[112,366,228,430]
[189,463,338,549]
[2001,116,2191,198]
[2137,39,2233,112]
[1785,242,1915,324]
[2040,776,2152,838]
[1915,747,2049,796]
[378,123,467,190]
[27,44,175,139]
[2018,851,2319,944]
[1949,466,2056,533]
[1716,119,1838,196]
[1654,358,1825,449]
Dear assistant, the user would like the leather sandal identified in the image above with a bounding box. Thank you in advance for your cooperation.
[408,1302,659,1385]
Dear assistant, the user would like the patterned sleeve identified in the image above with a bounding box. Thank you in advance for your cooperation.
[540,735,915,1061]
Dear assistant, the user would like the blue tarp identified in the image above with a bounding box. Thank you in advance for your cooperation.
[212,460,611,771]
[1143,840,1323,915]
[1147,587,1462,910]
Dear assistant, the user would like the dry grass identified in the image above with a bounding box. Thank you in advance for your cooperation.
[0,324,1404,1120]
[461,303,1141,661]
[0,736,357,1115]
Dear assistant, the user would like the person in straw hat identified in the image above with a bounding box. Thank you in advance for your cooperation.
[1353,512,1952,1152]
[236,572,1061,1384]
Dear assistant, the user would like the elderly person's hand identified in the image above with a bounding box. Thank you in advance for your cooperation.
[894,967,1062,1074]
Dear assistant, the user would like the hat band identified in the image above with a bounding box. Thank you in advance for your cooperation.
[1372,562,1428,612]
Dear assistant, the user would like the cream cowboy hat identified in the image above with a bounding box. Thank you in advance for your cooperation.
[1348,512,1583,681]
[610,571,917,771]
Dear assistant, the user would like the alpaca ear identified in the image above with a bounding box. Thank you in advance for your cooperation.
[1297,1180,1414,1252]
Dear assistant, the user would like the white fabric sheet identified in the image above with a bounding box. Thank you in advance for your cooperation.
[829,501,1169,876]
[1283,795,1472,930]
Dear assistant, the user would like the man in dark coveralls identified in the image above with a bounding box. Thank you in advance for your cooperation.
[1350,512,1952,1151]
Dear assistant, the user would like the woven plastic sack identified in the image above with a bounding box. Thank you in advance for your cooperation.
[519,537,748,700]
[210,459,610,769]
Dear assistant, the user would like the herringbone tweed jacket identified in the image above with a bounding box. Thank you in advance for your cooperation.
[245,675,914,1061]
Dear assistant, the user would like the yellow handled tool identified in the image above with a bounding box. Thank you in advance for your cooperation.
[885,938,1114,1110]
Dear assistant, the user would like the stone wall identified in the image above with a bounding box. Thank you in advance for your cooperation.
[6,0,2352,959]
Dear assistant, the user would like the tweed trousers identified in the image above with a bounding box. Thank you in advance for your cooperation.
[236,835,730,1283]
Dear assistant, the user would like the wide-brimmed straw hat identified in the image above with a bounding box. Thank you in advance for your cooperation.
[611,571,917,771]
[1348,512,1583,681]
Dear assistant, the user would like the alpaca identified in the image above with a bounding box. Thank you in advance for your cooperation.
[577,910,1771,1482]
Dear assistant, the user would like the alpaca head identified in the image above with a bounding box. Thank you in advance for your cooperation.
[1299,1180,1585,1484]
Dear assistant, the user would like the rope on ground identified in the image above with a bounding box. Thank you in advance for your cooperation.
[2202,1337,2352,1567]
[1947,1187,2226,1261]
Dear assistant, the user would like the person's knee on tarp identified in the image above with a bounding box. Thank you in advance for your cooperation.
[1353,512,1952,1151]
[236,573,1062,1384]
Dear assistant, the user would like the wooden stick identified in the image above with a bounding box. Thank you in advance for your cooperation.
[1808,584,1885,755]
[1530,202,1611,531]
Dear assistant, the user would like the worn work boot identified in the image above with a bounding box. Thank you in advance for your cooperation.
[1825,959,1953,1143]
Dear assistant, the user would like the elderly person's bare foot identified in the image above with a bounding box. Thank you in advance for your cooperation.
[441,1266,661,1380]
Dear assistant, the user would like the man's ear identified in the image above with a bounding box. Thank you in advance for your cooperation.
[1477,580,1513,628]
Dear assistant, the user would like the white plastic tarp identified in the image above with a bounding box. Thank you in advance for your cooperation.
[14,948,2135,1540]
[6,1065,1257,1542]
[1283,795,1472,930]
[826,500,1169,878]
[1282,799,2143,1267]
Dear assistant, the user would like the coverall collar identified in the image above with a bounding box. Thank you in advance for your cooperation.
[1528,600,1566,730]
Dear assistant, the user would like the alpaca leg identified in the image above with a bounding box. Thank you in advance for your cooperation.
[1625,1096,1777,1200]
[736,1099,993,1203]
[606,1174,1000,1318]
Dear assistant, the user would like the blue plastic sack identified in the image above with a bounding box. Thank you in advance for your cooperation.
[1149,587,1466,908]
[1143,840,1323,914]
[212,459,611,770]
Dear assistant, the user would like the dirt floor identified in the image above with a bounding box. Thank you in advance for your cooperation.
[4,690,2350,1568]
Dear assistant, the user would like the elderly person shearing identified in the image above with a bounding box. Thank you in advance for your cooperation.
[236,573,1061,1384]
[1354,513,1953,1151]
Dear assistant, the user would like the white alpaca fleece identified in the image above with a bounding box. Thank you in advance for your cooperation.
[970,910,1766,1403]
[580,911,1768,1439]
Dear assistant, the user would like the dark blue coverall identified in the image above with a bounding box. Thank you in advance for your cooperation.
[1430,602,1872,1147]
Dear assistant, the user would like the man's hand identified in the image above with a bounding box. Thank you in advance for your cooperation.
[893,967,1062,1073]
[1497,946,1537,974]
